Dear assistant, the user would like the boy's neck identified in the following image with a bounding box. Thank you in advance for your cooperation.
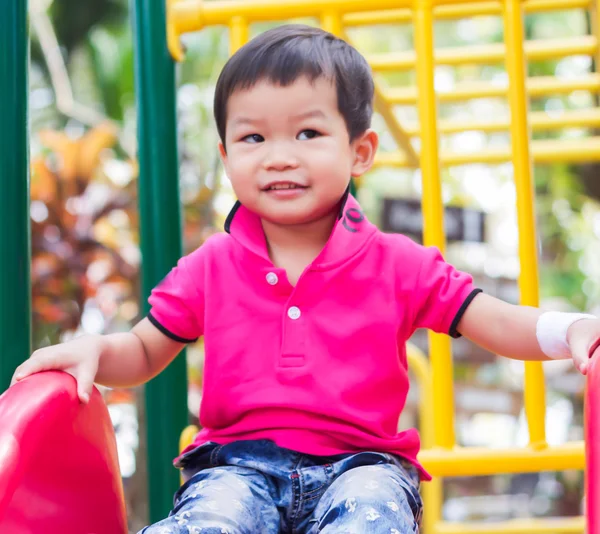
[262,210,338,277]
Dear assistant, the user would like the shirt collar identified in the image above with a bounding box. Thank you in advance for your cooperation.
[224,188,377,268]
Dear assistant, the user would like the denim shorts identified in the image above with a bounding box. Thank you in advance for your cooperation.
[140,438,423,534]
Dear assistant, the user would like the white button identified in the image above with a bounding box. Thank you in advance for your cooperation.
[287,306,301,320]
[266,272,278,285]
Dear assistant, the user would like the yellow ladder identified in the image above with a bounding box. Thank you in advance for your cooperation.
[170,1,598,532]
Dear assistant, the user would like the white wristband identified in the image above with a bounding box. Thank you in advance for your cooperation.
[536,311,596,360]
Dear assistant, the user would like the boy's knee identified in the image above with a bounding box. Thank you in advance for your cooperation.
[335,465,411,500]
[314,465,422,531]
[140,510,245,534]
[141,525,239,534]
[140,467,278,534]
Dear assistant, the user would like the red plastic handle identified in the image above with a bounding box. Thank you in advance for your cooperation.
[586,355,600,534]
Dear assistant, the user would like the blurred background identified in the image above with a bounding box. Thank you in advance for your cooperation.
[27,0,600,530]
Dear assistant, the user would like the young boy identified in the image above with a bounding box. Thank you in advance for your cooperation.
[12,24,600,534]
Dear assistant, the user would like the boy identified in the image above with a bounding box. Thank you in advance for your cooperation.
[12,25,600,534]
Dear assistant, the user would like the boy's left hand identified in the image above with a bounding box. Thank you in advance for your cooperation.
[567,318,600,375]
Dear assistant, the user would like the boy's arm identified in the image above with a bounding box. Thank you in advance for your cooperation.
[95,317,186,388]
[457,292,600,374]
[12,318,186,402]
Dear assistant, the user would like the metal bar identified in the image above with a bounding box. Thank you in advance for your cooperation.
[402,108,600,136]
[373,136,600,167]
[367,36,597,71]
[0,0,30,392]
[179,424,200,484]
[406,345,441,534]
[373,85,419,166]
[321,10,343,34]
[595,0,600,77]
[413,0,456,450]
[386,74,600,104]
[419,442,585,476]
[434,0,504,5]
[503,0,547,449]
[229,16,249,54]
[132,0,189,521]
[407,345,435,448]
[436,517,585,534]
[168,0,592,59]
[344,0,592,26]
[322,15,361,196]
[423,476,443,534]
[338,28,419,167]
[172,0,412,33]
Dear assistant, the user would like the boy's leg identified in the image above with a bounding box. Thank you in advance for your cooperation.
[138,465,280,534]
[307,462,423,534]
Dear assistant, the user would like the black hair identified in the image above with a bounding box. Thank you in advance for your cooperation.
[214,24,374,145]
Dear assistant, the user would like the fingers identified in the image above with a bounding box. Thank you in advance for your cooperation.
[75,368,96,404]
[10,343,98,405]
[11,351,58,386]
[574,336,600,375]
[571,340,590,375]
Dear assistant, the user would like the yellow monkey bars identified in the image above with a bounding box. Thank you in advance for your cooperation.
[169,0,597,532]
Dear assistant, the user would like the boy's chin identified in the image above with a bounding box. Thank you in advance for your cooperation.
[260,207,336,227]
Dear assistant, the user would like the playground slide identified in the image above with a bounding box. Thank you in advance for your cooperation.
[587,355,600,534]
[0,371,127,534]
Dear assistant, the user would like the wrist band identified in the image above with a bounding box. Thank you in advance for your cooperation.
[536,311,596,360]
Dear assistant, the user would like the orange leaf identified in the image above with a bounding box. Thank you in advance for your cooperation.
[38,130,79,182]
[30,159,57,202]
[78,123,118,178]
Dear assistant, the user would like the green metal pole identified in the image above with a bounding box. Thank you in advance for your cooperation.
[132,0,188,522]
[0,0,31,392]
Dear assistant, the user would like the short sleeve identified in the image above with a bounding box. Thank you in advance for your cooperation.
[412,245,481,338]
[147,253,204,343]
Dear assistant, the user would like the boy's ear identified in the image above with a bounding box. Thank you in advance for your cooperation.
[350,129,378,178]
[218,142,227,164]
[218,142,231,180]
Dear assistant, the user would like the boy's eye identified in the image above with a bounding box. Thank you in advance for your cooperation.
[297,129,321,141]
[242,134,264,143]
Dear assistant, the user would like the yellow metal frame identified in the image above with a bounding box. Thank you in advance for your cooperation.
[170,0,597,531]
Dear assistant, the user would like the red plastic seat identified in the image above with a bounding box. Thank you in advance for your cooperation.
[0,371,127,533]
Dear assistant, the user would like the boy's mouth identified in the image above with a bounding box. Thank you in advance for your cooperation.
[263,182,307,191]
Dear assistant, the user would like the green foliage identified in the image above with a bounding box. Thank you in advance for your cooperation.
[48,0,127,56]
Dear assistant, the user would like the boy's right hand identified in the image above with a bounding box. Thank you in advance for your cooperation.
[10,334,103,403]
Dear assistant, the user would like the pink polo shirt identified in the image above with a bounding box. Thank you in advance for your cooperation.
[148,194,480,481]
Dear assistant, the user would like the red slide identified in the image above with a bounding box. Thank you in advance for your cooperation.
[0,371,127,533]
[587,355,600,534]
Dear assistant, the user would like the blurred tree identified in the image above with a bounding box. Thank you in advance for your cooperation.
[30,123,139,347]
[31,0,127,65]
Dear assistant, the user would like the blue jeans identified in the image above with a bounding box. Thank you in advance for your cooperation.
[140,439,423,534]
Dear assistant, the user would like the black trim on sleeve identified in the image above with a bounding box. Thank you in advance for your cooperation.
[147,312,199,344]
[449,288,483,339]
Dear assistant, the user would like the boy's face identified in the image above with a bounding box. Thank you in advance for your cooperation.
[219,76,377,227]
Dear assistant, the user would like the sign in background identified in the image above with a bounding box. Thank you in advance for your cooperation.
[381,197,486,243]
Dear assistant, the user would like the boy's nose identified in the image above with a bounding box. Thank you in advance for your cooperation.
[263,143,300,171]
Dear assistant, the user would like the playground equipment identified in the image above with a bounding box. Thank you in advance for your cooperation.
[0,0,599,532]
[0,372,127,533]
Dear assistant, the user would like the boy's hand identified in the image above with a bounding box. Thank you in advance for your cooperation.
[10,335,104,403]
[567,318,600,375]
